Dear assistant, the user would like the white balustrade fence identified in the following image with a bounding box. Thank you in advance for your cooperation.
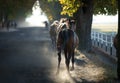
[91,31,116,58]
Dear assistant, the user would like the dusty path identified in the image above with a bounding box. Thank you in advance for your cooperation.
[0,27,117,83]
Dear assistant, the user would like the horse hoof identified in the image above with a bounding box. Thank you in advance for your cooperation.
[70,67,74,71]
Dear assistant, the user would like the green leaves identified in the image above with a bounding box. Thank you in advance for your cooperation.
[94,0,117,15]
[39,0,62,21]
[59,0,118,16]
[0,0,35,20]
[59,0,81,17]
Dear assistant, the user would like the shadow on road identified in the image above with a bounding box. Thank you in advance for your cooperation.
[0,27,118,83]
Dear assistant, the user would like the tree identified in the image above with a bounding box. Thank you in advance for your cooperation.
[0,0,35,22]
[39,0,63,23]
[59,0,120,79]
[73,0,94,51]
[37,0,118,51]
[59,0,118,51]
[38,0,73,23]
[116,0,120,79]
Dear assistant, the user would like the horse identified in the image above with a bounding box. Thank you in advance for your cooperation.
[49,20,59,48]
[57,18,68,33]
[1,20,10,30]
[10,21,17,28]
[56,19,79,74]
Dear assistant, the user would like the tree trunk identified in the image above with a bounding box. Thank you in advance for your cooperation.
[116,0,120,79]
[74,0,94,52]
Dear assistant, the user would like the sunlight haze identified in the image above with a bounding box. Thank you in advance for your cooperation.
[26,0,48,27]
[92,14,118,32]
[93,14,118,24]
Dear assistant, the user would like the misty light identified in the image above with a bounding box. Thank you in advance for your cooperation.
[93,14,118,24]
[26,0,48,26]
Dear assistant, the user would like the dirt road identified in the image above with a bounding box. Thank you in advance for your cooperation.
[0,27,118,83]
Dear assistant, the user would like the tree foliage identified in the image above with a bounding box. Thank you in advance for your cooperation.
[94,0,118,15]
[57,0,118,51]
[39,0,62,22]
[59,0,118,16]
[0,0,35,21]
[59,0,81,16]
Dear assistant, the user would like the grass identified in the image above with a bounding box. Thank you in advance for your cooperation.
[92,23,118,33]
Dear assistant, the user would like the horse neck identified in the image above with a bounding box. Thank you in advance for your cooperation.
[57,23,65,32]
[70,23,76,31]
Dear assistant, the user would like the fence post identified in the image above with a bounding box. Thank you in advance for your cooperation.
[93,31,95,46]
[97,32,99,46]
[91,31,116,57]
[110,35,113,55]
[105,34,107,52]
[94,31,96,46]
[101,33,103,48]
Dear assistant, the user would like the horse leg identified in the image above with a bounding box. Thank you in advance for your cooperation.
[54,37,57,49]
[51,38,54,47]
[71,50,75,71]
[51,38,55,49]
[67,52,72,73]
[64,50,68,71]
[65,50,72,73]
[56,50,61,74]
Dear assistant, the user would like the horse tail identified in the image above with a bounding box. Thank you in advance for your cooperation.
[62,29,74,49]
